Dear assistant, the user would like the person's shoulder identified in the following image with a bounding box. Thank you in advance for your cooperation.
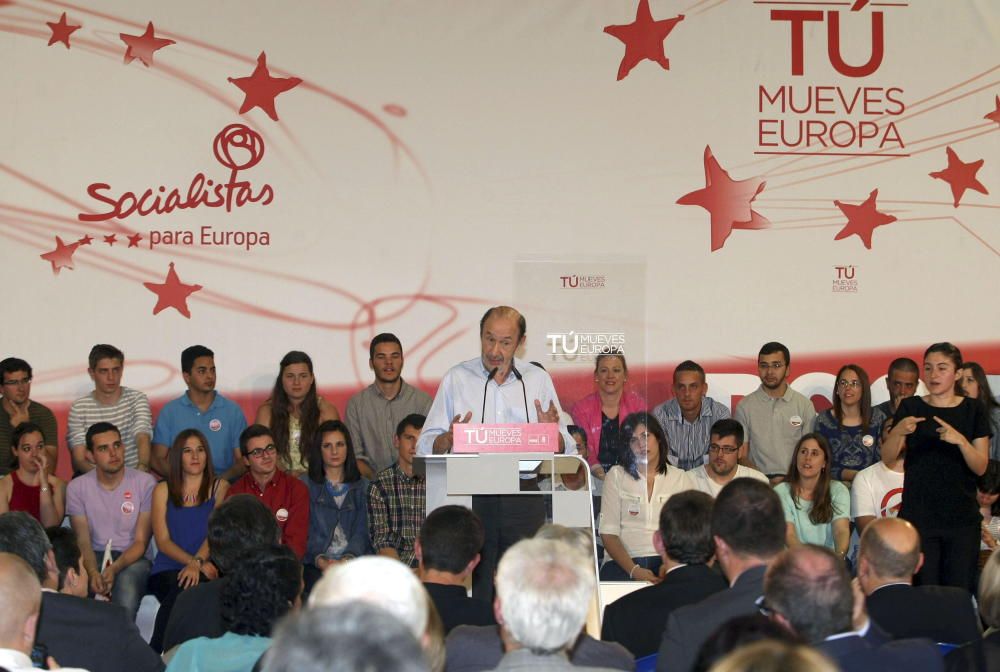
[736,465,769,482]
[121,386,149,403]
[831,479,850,497]
[127,467,157,489]
[66,469,96,492]
[773,480,791,496]
[705,397,731,416]
[28,399,56,417]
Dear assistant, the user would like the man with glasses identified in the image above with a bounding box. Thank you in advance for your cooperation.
[686,419,768,497]
[734,342,816,483]
[0,358,58,476]
[227,424,309,560]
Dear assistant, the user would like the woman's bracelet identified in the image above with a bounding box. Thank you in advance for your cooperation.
[629,563,640,579]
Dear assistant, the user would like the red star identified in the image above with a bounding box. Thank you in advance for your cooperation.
[929,146,988,207]
[677,146,771,252]
[604,0,684,81]
[984,96,1000,127]
[833,189,897,250]
[77,234,93,246]
[103,233,117,246]
[46,12,80,49]
[120,22,175,67]
[228,52,302,122]
[39,236,80,275]
[127,232,143,248]
[143,262,202,318]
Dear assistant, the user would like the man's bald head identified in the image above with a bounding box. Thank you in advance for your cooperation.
[0,552,42,653]
[859,518,921,581]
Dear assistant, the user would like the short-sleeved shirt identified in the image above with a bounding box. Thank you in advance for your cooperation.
[775,480,850,549]
[686,464,769,497]
[812,408,886,481]
[0,399,58,476]
[598,465,695,558]
[344,380,431,473]
[895,396,991,530]
[68,387,153,469]
[851,461,904,520]
[153,392,247,473]
[735,385,817,476]
[651,397,732,470]
[66,467,156,554]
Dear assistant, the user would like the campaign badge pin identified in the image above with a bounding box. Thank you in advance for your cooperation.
[121,501,135,515]
[862,434,875,447]
[276,508,289,523]
[790,416,803,428]
[209,419,222,432]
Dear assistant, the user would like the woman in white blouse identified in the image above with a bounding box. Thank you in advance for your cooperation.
[599,412,695,582]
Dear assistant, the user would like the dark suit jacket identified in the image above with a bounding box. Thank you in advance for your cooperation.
[162,576,227,652]
[817,633,943,672]
[445,625,633,672]
[35,591,164,672]
[867,583,980,645]
[656,564,767,672]
[603,564,727,658]
[424,582,496,634]
[946,629,999,672]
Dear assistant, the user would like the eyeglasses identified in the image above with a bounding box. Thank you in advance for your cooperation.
[629,432,650,446]
[1,377,31,387]
[837,380,862,389]
[708,444,738,455]
[246,444,277,459]
[755,595,779,618]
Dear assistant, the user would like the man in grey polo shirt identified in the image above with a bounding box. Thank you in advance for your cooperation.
[345,333,431,479]
[734,342,815,483]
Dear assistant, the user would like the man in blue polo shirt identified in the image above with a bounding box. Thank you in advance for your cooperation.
[151,345,247,480]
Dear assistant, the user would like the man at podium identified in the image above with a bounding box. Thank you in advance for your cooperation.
[417,306,576,600]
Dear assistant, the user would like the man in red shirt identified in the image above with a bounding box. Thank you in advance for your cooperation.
[228,424,309,559]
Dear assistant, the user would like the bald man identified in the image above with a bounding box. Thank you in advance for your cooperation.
[858,518,980,646]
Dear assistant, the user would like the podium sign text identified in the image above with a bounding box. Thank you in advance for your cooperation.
[452,423,559,454]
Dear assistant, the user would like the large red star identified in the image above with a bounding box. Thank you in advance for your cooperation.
[677,146,770,252]
[228,52,302,122]
[120,22,175,67]
[46,12,80,49]
[929,146,988,207]
[143,262,203,318]
[39,236,80,275]
[604,0,684,81]
[984,96,1000,127]
[833,189,897,250]
[127,232,143,248]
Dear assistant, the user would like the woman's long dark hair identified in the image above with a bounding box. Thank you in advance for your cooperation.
[832,364,873,432]
[964,362,1000,414]
[269,351,321,470]
[166,428,216,508]
[221,543,301,636]
[620,412,669,480]
[785,433,835,525]
[306,420,362,485]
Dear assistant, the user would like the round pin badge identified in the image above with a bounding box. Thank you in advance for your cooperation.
[276,508,289,523]
[626,502,640,517]
[209,419,222,432]
[121,501,135,515]
[790,415,803,428]
[862,434,875,448]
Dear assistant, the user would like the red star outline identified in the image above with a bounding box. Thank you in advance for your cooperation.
[984,96,1000,127]
[77,234,93,246]
[46,12,80,49]
[144,263,203,318]
[833,189,897,250]
[39,236,80,275]
[604,0,684,81]
[103,233,117,246]
[676,146,771,252]
[227,52,302,122]
[127,232,143,248]
[120,22,175,67]
[929,146,989,208]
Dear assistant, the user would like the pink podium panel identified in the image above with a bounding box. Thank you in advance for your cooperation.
[452,423,559,454]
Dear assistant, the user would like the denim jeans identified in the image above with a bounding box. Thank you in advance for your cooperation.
[98,551,150,622]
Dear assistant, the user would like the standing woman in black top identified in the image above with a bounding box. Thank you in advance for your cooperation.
[882,342,991,592]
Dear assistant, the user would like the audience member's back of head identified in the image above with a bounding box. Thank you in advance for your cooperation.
[857,517,921,580]
[707,640,838,672]
[221,544,301,637]
[309,555,428,640]
[262,603,428,672]
[979,548,1000,629]
[693,614,802,672]
[495,537,594,653]
[419,505,484,574]
[712,479,785,558]
[533,523,594,563]
[0,511,50,584]
[0,553,42,652]
[765,546,853,643]
[661,490,715,564]
[207,494,280,574]
[45,526,84,594]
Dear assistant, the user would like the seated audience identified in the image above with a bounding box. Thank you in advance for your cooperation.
[686,419,768,497]
[873,357,920,433]
[162,494,280,652]
[68,344,152,474]
[368,414,426,567]
[228,425,309,559]
[706,640,837,672]
[945,549,1000,670]
[813,364,885,484]
[961,362,1000,461]
[774,434,849,557]
[691,614,801,672]
[417,505,494,634]
[979,466,1000,551]
[851,453,904,535]
[602,490,727,658]
[599,412,694,581]
[657,479,786,672]
[165,544,302,672]
[148,429,229,652]
[261,602,429,672]
[45,526,89,597]
[651,360,732,471]
[0,422,66,525]
[763,544,943,671]
[0,511,163,672]
[67,421,155,621]
[301,420,370,593]
[255,351,339,475]
[0,357,59,475]
[152,345,247,481]
[858,518,980,645]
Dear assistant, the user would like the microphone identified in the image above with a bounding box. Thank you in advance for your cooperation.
[482,367,499,422]
[511,365,530,423]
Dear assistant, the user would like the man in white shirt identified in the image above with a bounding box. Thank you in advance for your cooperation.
[851,456,904,534]
[687,419,768,497]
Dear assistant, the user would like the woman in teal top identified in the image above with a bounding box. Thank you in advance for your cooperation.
[774,433,850,558]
